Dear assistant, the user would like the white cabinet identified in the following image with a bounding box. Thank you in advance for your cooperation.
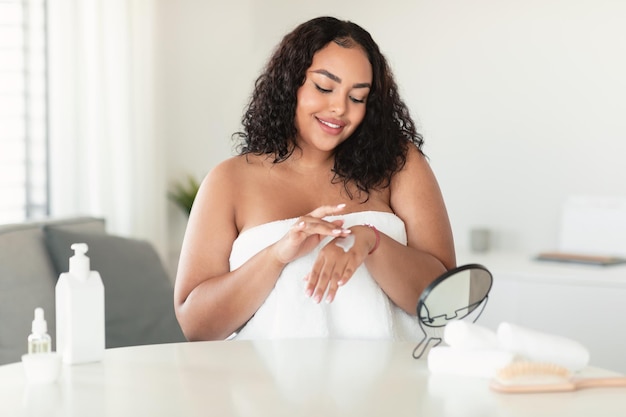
[457,251,626,373]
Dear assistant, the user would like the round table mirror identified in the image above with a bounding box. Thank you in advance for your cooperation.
[412,263,493,359]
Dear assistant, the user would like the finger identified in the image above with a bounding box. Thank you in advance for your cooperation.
[290,220,311,238]
[307,255,332,304]
[297,218,351,238]
[312,262,333,304]
[308,203,346,218]
[325,276,340,303]
[304,268,318,299]
[337,260,357,287]
[304,258,324,298]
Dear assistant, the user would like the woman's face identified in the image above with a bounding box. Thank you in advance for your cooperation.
[294,41,372,154]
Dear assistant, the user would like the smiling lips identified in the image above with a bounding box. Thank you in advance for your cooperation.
[317,117,345,134]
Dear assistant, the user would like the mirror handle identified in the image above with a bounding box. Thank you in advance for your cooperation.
[412,336,442,359]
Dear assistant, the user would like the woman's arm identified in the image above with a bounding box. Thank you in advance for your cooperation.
[366,146,456,314]
[173,159,352,340]
[173,160,283,340]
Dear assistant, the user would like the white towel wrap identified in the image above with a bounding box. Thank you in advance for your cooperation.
[497,322,590,371]
[230,211,423,340]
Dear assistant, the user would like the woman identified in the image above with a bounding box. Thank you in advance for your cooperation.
[174,16,456,341]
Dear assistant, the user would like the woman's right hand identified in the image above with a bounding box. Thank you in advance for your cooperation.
[271,204,351,265]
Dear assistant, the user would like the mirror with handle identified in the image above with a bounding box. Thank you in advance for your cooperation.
[412,263,493,359]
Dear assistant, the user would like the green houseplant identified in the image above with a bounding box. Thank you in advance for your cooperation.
[168,175,200,216]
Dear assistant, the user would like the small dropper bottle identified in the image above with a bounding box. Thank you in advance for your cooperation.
[28,307,52,354]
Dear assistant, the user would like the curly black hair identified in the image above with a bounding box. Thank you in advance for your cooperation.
[233,16,424,197]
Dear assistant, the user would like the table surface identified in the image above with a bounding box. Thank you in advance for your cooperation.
[1,339,625,417]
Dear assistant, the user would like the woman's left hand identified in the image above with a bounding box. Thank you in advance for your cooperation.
[304,225,377,303]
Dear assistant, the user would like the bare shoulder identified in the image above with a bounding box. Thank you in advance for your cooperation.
[391,145,456,269]
[391,145,435,189]
[192,156,253,225]
[404,144,430,172]
[202,154,263,191]
[206,155,250,181]
[195,154,275,230]
[390,145,443,208]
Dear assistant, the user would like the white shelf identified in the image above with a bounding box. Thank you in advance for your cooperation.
[459,250,626,287]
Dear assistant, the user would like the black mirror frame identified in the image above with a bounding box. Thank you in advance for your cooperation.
[412,263,493,359]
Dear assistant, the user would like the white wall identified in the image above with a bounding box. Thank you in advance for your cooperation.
[155,0,626,259]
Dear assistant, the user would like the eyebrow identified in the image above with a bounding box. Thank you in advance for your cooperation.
[311,69,371,89]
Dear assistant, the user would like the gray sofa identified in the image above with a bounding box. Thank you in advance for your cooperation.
[0,217,186,365]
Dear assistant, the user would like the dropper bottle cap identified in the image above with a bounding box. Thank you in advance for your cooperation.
[69,243,90,281]
[31,307,47,336]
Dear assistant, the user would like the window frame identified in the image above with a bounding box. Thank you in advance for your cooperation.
[0,0,49,223]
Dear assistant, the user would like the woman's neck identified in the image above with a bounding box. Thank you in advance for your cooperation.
[285,146,335,175]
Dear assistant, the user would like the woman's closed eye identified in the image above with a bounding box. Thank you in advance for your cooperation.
[314,83,332,94]
[315,83,366,104]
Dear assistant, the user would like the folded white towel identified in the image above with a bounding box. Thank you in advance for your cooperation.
[427,346,517,378]
[497,322,590,371]
[444,321,500,350]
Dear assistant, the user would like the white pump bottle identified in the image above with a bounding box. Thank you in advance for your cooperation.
[55,243,105,364]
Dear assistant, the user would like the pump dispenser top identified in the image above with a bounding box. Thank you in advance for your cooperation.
[31,308,47,336]
[28,307,51,354]
[69,243,90,281]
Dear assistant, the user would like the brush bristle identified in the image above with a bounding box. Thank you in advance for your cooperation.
[495,362,571,385]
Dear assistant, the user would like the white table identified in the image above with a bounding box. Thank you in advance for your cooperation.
[1,339,625,417]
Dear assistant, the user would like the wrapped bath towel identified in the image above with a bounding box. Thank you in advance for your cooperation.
[497,322,590,371]
[230,211,422,341]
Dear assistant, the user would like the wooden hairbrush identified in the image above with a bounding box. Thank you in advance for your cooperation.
[490,362,626,394]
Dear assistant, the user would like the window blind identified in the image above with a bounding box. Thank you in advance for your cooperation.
[0,0,48,223]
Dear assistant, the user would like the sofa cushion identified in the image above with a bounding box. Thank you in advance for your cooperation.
[0,217,106,365]
[44,228,186,348]
[0,227,56,365]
